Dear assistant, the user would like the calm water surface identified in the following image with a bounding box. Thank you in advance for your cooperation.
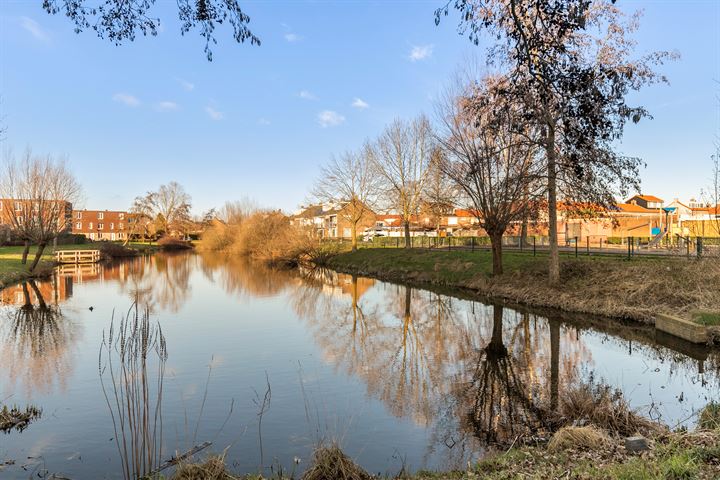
[1,252,718,479]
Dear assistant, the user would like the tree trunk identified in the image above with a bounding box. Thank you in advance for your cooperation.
[547,128,560,284]
[28,242,47,273]
[21,240,30,265]
[28,279,47,309]
[486,304,507,358]
[550,319,560,412]
[490,232,504,275]
[520,217,528,249]
[351,222,358,251]
[404,221,411,248]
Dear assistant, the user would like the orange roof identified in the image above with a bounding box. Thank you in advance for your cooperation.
[614,203,657,214]
[628,194,664,203]
[453,208,480,217]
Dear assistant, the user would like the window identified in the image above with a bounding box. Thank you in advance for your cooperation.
[16,216,23,223]
[76,212,82,219]
[119,213,125,220]
[98,212,104,220]
[119,223,124,230]
[98,223,104,230]
[75,222,82,230]
[110,223,115,230]
[88,222,93,230]
[14,202,21,211]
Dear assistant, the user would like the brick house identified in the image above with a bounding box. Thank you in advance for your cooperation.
[0,198,73,240]
[291,202,376,239]
[72,209,131,241]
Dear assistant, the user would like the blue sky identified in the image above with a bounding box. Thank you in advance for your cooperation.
[1,0,718,214]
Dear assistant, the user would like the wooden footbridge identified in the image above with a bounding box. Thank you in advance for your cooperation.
[54,249,101,264]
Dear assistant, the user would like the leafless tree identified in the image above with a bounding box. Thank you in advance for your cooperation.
[133,182,192,239]
[314,143,380,250]
[703,146,720,237]
[422,148,459,236]
[436,76,542,274]
[0,150,81,272]
[372,115,435,247]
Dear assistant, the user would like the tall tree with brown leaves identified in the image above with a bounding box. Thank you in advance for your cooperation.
[437,0,674,282]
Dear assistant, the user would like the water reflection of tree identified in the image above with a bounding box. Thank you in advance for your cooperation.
[199,253,296,298]
[291,275,595,466]
[0,280,80,396]
[458,305,549,445]
[116,253,193,313]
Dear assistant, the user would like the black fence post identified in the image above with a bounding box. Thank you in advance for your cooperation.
[396,237,399,249]
[686,238,690,258]
[471,236,475,252]
[587,237,590,256]
[575,236,578,258]
[533,237,536,257]
[697,237,703,258]
[627,237,631,260]
[600,238,603,251]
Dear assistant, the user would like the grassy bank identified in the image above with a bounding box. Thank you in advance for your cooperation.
[162,429,720,479]
[324,249,720,323]
[0,242,162,289]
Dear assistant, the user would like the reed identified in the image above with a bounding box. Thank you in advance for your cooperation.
[99,304,168,480]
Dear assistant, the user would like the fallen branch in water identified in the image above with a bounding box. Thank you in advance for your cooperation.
[146,441,212,477]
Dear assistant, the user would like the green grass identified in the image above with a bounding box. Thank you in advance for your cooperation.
[692,311,720,326]
[324,247,720,323]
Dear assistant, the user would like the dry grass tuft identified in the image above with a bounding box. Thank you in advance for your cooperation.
[547,426,611,452]
[170,455,238,480]
[559,381,664,438]
[301,445,372,480]
[698,402,720,430]
[0,404,42,433]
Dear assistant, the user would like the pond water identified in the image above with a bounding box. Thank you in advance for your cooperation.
[0,252,718,479]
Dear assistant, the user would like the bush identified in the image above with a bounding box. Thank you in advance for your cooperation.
[157,236,193,250]
[98,242,138,259]
[698,402,720,430]
[200,210,317,266]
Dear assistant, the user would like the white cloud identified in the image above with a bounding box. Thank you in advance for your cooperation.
[177,78,195,91]
[317,110,345,128]
[205,106,224,120]
[299,90,317,100]
[284,33,302,42]
[20,17,49,42]
[112,93,141,107]
[258,118,271,126]
[409,44,433,62]
[155,101,179,111]
[351,98,369,109]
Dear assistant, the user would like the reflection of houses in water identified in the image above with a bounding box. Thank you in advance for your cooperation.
[0,275,72,306]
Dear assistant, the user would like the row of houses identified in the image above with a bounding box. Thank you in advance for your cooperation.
[291,195,720,242]
[0,199,149,242]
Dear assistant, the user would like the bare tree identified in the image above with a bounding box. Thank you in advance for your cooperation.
[314,144,379,251]
[422,148,459,236]
[437,0,674,282]
[436,76,541,274]
[703,146,720,237]
[372,115,435,247]
[133,182,192,239]
[0,150,81,272]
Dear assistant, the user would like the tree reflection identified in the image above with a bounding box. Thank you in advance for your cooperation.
[199,253,297,298]
[291,274,596,465]
[117,253,193,312]
[0,279,80,396]
[458,305,548,445]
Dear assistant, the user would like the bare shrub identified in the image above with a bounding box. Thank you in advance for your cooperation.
[171,455,237,480]
[98,242,138,259]
[301,445,372,480]
[157,236,193,250]
[558,380,664,438]
[547,426,611,452]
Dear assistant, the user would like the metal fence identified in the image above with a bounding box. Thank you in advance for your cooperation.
[341,234,719,259]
